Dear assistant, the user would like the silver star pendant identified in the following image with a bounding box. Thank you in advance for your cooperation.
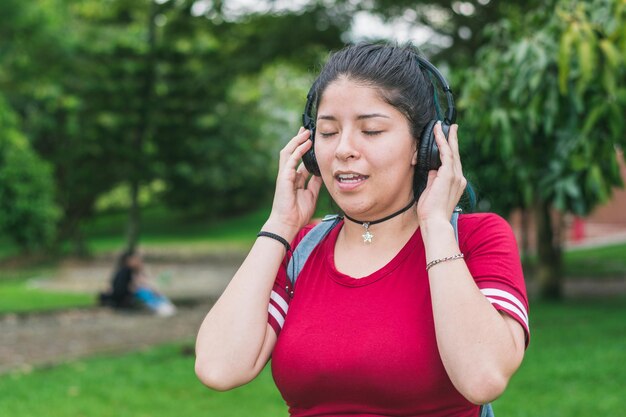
[362,223,374,243]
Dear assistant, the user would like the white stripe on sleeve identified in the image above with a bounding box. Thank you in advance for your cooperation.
[486,298,530,330]
[480,288,529,323]
[270,290,289,316]
[268,303,285,328]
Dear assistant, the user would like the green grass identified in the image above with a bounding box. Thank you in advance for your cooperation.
[0,269,94,314]
[563,242,626,278]
[1,300,624,416]
[494,298,626,416]
[0,282,94,314]
[81,205,273,253]
[0,344,288,417]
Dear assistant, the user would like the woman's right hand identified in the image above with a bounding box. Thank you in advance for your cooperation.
[264,127,323,241]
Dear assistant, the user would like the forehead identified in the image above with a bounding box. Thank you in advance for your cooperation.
[317,78,395,116]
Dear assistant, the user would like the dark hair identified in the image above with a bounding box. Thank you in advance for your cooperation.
[311,42,437,197]
[116,249,137,269]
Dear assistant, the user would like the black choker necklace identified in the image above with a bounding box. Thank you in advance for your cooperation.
[344,199,416,244]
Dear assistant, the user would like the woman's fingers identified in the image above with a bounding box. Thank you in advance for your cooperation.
[307,174,323,196]
[447,124,463,175]
[294,162,310,190]
[279,128,310,168]
[432,122,466,201]
[434,122,453,168]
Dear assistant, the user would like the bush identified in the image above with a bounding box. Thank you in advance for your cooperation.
[0,96,60,250]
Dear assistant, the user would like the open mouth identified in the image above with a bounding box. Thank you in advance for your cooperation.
[335,172,369,184]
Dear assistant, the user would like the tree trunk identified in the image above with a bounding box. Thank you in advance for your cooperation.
[534,199,563,299]
[126,179,141,252]
[520,208,530,260]
[125,2,157,252]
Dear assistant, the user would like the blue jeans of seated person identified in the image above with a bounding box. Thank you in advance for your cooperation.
[134,287,176,316]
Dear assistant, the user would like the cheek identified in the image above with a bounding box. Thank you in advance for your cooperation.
[314,140,333,169]
[314,141,335,184]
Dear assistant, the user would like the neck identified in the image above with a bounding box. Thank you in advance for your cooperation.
[341,199,418,245]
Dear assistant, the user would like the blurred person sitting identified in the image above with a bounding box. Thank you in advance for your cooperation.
[99,249,176,317]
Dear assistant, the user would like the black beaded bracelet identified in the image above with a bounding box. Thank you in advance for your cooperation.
[257,231,291,253]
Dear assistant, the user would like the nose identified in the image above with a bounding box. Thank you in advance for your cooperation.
[334,128,361,161]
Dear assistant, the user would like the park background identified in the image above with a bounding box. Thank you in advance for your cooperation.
[1,0,625,416]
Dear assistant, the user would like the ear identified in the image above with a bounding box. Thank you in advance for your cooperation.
[411,148,418,166]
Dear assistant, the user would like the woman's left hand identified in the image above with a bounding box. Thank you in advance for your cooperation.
[416,122,467,226]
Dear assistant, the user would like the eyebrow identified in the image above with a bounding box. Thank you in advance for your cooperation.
[317,113,391,121]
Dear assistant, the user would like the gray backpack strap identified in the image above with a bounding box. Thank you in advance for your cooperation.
[286,214,342,287]
[479,403,494,417]
[451,206,462,242]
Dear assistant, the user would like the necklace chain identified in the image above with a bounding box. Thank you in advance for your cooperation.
[344,199,415,244]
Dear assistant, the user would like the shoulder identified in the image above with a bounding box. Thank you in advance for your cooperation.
[458,212,515,239]
[290,222,319,248]
[457,212,518,255]
[458,212,511,230]
[290,215,342,249]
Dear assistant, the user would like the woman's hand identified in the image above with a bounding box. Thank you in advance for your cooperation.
[264,127,323,240]
[416,122,467,226]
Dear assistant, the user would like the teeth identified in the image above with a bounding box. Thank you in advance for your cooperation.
[338,173,359,179]
[337,173,365,183]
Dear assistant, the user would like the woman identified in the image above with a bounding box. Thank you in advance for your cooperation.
[195,43,529,417]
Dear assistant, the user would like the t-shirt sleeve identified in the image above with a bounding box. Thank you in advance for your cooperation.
[267,224,316,336]
[267,261,292,336]
[460,213,530,346]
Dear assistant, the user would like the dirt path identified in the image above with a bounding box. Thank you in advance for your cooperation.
[0,303,212,374]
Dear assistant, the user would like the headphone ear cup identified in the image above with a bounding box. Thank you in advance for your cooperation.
[302,128,321,176]
[418,120,441,172]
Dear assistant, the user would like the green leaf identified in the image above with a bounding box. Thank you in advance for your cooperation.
[576,37,596,93]
[582,103,607,135]
[559,27,576,93]
[599,39,623,68]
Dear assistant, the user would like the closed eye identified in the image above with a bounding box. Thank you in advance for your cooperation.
[318,131,337,138]
[363,130,383,136]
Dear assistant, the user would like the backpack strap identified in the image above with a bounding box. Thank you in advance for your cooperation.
[286,207,462,290]
[286,214,342,287]
[452,206,462,242]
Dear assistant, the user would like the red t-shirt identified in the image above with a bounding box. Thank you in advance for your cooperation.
[267,213,529,417]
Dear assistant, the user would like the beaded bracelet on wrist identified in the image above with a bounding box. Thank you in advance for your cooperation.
[426,253,464,271]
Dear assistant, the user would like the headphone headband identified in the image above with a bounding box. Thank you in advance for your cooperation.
[303,56,456,129]
[415,56,456,125]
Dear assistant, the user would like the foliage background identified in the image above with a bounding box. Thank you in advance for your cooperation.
[3,0,624,298]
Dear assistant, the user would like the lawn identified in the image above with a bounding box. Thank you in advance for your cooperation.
[0,268,94,314]
[0,344,288,417]
[563,241,626,278]
[0,299,624,417]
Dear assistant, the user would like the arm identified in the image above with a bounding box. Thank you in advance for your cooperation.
[422,219,526,404]
[417,123,526,404]
[195,127,322,391]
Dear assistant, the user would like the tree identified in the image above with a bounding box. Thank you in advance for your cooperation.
[1,0,349,253]
[460,0,626,298]
[147,2,348,217]
[0,95,60,250]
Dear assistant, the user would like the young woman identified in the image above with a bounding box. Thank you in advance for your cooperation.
[195,43,529,417]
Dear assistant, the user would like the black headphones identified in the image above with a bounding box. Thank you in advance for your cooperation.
[301,56,457,181]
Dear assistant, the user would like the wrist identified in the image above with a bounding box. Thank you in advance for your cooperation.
[420,217,454,238]
[261,218,299,243]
